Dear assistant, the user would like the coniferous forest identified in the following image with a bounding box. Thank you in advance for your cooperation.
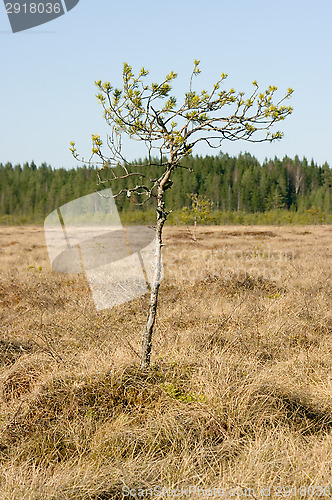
[0,153,331,224]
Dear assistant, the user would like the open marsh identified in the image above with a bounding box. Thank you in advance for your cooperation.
[0,225,331,499]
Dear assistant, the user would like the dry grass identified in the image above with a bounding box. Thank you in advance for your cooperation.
[0,224,332,499]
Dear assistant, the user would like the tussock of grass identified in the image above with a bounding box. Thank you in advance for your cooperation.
[0,339,35,366]
[195,272,287,297]
[256,382,332,434]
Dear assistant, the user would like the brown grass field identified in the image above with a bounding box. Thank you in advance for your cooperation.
[0,224,332,499]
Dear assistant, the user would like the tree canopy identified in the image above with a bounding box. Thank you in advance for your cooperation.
[70,61,294,208]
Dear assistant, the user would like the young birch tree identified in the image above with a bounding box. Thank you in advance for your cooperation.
[70,60,293,369]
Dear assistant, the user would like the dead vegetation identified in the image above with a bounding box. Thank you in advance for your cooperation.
[0,225,331,499]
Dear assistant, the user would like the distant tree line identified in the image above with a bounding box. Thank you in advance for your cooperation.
[0,153,331,223]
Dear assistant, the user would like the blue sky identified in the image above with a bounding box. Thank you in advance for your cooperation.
[0,0,331,169]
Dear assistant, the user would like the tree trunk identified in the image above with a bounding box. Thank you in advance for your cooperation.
[193,217,197,242]
[140,188,167,369]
